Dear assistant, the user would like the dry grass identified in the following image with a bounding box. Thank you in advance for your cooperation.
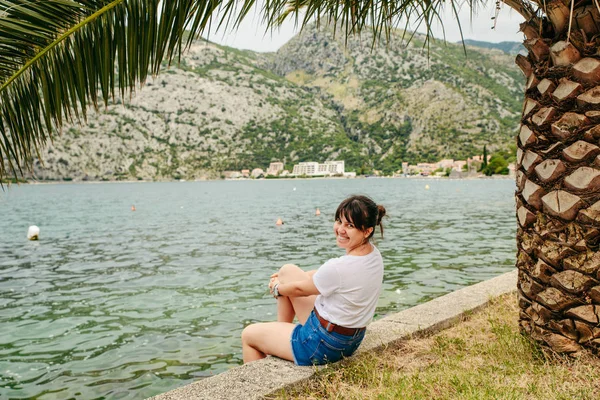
[271,294,600,400]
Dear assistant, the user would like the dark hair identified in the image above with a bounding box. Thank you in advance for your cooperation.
[335,195,387,239]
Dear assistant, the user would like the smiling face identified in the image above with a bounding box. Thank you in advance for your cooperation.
[334,215,372,253]
[334,195,379,254]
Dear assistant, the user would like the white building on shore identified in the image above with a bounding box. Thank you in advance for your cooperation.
[292,162,318,176]
[251,168,265,178]
[292,161,345,176]
[266,162,284,176]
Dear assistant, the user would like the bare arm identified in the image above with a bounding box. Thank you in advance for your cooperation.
[271,269,317,279]
[278,278,320,297]
[269,274,320,298]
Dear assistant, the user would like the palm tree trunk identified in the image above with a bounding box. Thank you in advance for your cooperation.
[516,10,600,354]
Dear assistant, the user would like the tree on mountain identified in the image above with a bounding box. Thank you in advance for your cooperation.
[482,152,509,176]
[482,145,488,169]
[1,0,599,355]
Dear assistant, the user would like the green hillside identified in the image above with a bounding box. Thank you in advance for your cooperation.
[30,27,524,181]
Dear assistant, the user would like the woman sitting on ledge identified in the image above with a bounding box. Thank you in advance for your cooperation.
[241,195,386,366]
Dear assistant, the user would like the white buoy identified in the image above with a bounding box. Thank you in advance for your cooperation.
[293,187,296,191]
[425,184,430,190]
[27,225,40,241]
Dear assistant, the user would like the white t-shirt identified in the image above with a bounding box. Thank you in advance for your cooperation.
[312,245,384,328]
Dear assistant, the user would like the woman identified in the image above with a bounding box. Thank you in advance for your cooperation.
[241,195,386,366]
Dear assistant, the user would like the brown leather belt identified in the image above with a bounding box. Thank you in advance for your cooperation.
[314,308,366,336]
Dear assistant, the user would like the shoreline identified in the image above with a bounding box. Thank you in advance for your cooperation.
[148,270,517,400]
[7,174,515,186]
[279,291,600,399]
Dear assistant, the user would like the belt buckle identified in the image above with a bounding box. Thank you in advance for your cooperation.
[325,321,334,332]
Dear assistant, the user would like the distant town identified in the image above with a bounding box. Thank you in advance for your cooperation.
[222,156,516,180]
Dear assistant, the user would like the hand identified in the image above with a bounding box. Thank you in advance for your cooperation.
[269,277,280,292]
[269,272,279,289]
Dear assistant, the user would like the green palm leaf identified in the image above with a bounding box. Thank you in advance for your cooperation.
[0,0,535,181]
[0,0,192,179]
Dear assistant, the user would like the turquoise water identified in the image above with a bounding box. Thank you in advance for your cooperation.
[0,178,516,399]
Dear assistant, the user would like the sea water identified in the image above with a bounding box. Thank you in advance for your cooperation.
[0,178,516,399]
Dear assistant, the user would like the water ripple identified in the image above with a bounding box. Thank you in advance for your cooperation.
[0,178,516,398]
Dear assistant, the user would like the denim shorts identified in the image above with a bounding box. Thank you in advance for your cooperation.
[290,310,365,366]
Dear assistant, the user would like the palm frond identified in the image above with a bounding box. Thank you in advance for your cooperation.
[0,0,200,180]
[269,0,535,50]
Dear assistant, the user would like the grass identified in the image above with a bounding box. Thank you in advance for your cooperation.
[272,294,600,400]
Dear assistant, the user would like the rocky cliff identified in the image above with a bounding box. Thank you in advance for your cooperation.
[30,27,524,181]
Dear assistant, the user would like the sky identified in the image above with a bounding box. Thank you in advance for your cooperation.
[203,1,527,53]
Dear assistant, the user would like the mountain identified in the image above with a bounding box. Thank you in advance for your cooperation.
[271,28,524,173]
[29,26,524,181]
[32,43,351,181]
[460,39,526,55]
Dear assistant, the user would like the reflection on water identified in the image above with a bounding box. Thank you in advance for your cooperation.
[0,178,516,398]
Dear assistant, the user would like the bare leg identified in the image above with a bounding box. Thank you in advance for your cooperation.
[241,322,296,363]
[277,264,317,325]
[276,296,295,323]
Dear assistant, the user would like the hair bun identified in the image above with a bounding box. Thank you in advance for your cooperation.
[376,205,387,225]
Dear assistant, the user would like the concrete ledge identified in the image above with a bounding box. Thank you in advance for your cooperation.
[149,269,517,400]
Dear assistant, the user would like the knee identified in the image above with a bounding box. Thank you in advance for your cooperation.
[278,263,300,283]
[280,263,298,273]
[241,324,260,345]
